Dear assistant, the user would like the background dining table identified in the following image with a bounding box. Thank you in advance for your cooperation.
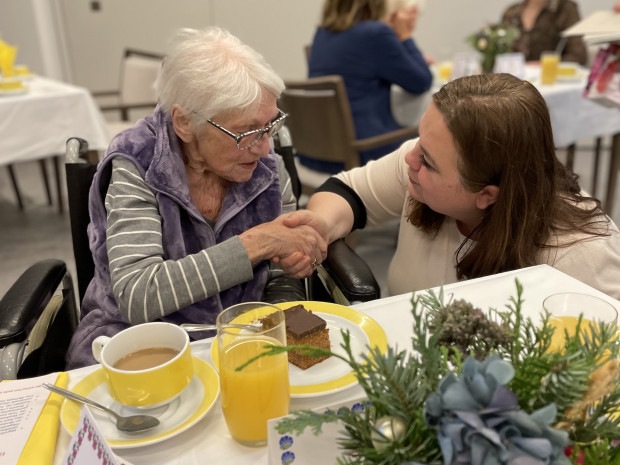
[391,64,620,214]
[0,75,110,212]
[50,264,620,465]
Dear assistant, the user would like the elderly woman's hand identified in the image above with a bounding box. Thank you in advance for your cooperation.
[271,210,332,278]
[239,216,327,278]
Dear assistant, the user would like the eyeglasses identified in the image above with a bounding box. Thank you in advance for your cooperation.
[205,109,287,150]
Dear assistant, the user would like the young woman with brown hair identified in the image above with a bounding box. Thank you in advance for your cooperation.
[282,73,620,298]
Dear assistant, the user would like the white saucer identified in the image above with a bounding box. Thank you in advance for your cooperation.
[60,357,219,449]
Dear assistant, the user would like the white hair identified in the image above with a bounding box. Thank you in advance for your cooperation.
[384,0,425,17]
[155,27,284,122]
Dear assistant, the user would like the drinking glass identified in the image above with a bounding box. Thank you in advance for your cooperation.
[438,61,453,82]
[540,51,560,85]
[543,292,618,352]
[217,302,290,447]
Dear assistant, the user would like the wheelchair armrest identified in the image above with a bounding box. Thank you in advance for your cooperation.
[322,239,380,303]
[0,259,67,345]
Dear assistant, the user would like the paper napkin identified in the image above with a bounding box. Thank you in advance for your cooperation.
[268,397,367,465]
[63,406,132,465]
[17,372,68,465]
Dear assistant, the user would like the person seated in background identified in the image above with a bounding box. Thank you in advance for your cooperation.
[502,0,588,65]
[614,1,620,13]
[303,0,433,174]
[282,73,620,299]
[66,27,327,368]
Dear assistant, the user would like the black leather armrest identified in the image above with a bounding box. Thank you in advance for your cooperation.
[323,239,380,302]
[0,259,67,345]
[262,274,306,304]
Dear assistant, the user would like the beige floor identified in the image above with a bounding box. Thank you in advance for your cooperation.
[1,139,619,300]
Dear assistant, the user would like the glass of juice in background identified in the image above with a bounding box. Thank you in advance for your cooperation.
[543,292,618,352]
[540,51,560,85]
[217,302,290,447]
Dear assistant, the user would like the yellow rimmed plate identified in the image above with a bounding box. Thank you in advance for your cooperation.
[60,357,219,449]
[211,301,388,398]
[0,86,29,96]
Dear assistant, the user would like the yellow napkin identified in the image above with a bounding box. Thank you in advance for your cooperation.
[0,39,17,77]
[17,372,68,465]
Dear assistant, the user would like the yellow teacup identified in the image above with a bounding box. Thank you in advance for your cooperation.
[92,322,194,407]
[14,64,31,76]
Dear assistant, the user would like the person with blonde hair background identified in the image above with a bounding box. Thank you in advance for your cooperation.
[303,0,433,174]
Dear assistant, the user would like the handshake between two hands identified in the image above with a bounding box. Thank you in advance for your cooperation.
[267,210,329,279]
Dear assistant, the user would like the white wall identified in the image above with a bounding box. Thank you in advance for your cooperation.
[1,0,614,91]
[0,0,44,74]
[414,0,612,62]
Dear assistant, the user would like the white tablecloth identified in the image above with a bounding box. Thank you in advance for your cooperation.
[391,65,620,148]
[392,64,620,214]
[51,264,619,465]
[0,76,110,166]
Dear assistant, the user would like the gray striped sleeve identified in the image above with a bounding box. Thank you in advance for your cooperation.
[105,157,253,324]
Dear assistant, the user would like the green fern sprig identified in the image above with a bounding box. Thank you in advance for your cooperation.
[252,279,620,465]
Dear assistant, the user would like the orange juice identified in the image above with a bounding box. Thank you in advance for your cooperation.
[540,52,560,85]
[549,315,584,351]
[219,336,289,445]
[549,315,617,354]
[438,62,453,82]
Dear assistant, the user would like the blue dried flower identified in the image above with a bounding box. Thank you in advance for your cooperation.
[423,355,571,465]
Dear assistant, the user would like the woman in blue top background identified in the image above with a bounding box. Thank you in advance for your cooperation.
[304,0,433,173]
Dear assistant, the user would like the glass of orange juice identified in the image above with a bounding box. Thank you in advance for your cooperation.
[540,51,560,85]
[217,302,290,447]
[543,292,618,352]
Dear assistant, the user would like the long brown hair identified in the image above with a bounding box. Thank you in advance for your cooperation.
[320,0,386,31]
[408,73,609,280]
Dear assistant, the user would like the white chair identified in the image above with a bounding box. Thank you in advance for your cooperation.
[92,49,163,137]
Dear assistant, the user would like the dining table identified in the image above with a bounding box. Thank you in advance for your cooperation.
[49,263,620,465]
[391,63,620,214]
[0,75,110,212]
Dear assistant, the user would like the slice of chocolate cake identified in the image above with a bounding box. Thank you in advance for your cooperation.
[284,304,331,370]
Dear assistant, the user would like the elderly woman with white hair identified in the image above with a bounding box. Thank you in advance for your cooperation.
[66,27,326,368]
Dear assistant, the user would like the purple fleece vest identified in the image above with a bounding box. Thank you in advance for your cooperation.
[66,108,281,368]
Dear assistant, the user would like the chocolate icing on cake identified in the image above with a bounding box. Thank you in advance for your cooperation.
[284,305,326,338]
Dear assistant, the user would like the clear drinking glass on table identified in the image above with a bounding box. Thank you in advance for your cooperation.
[540,51,560,85]
[543,292,618,352]
[217,302,290,447]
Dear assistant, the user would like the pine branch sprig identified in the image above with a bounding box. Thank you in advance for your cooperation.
[259,279,620,464]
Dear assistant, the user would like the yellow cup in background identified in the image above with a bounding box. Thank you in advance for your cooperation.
[91,322,194,407]
[557,62,578,79]
[540,51,560,85]
[14,64,31,76]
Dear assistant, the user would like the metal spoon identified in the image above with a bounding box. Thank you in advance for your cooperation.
[180,322,263,332]
[42,383,160,433]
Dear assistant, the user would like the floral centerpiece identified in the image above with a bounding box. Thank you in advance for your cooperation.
[467,23,520,73]
[243,281,620,465]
